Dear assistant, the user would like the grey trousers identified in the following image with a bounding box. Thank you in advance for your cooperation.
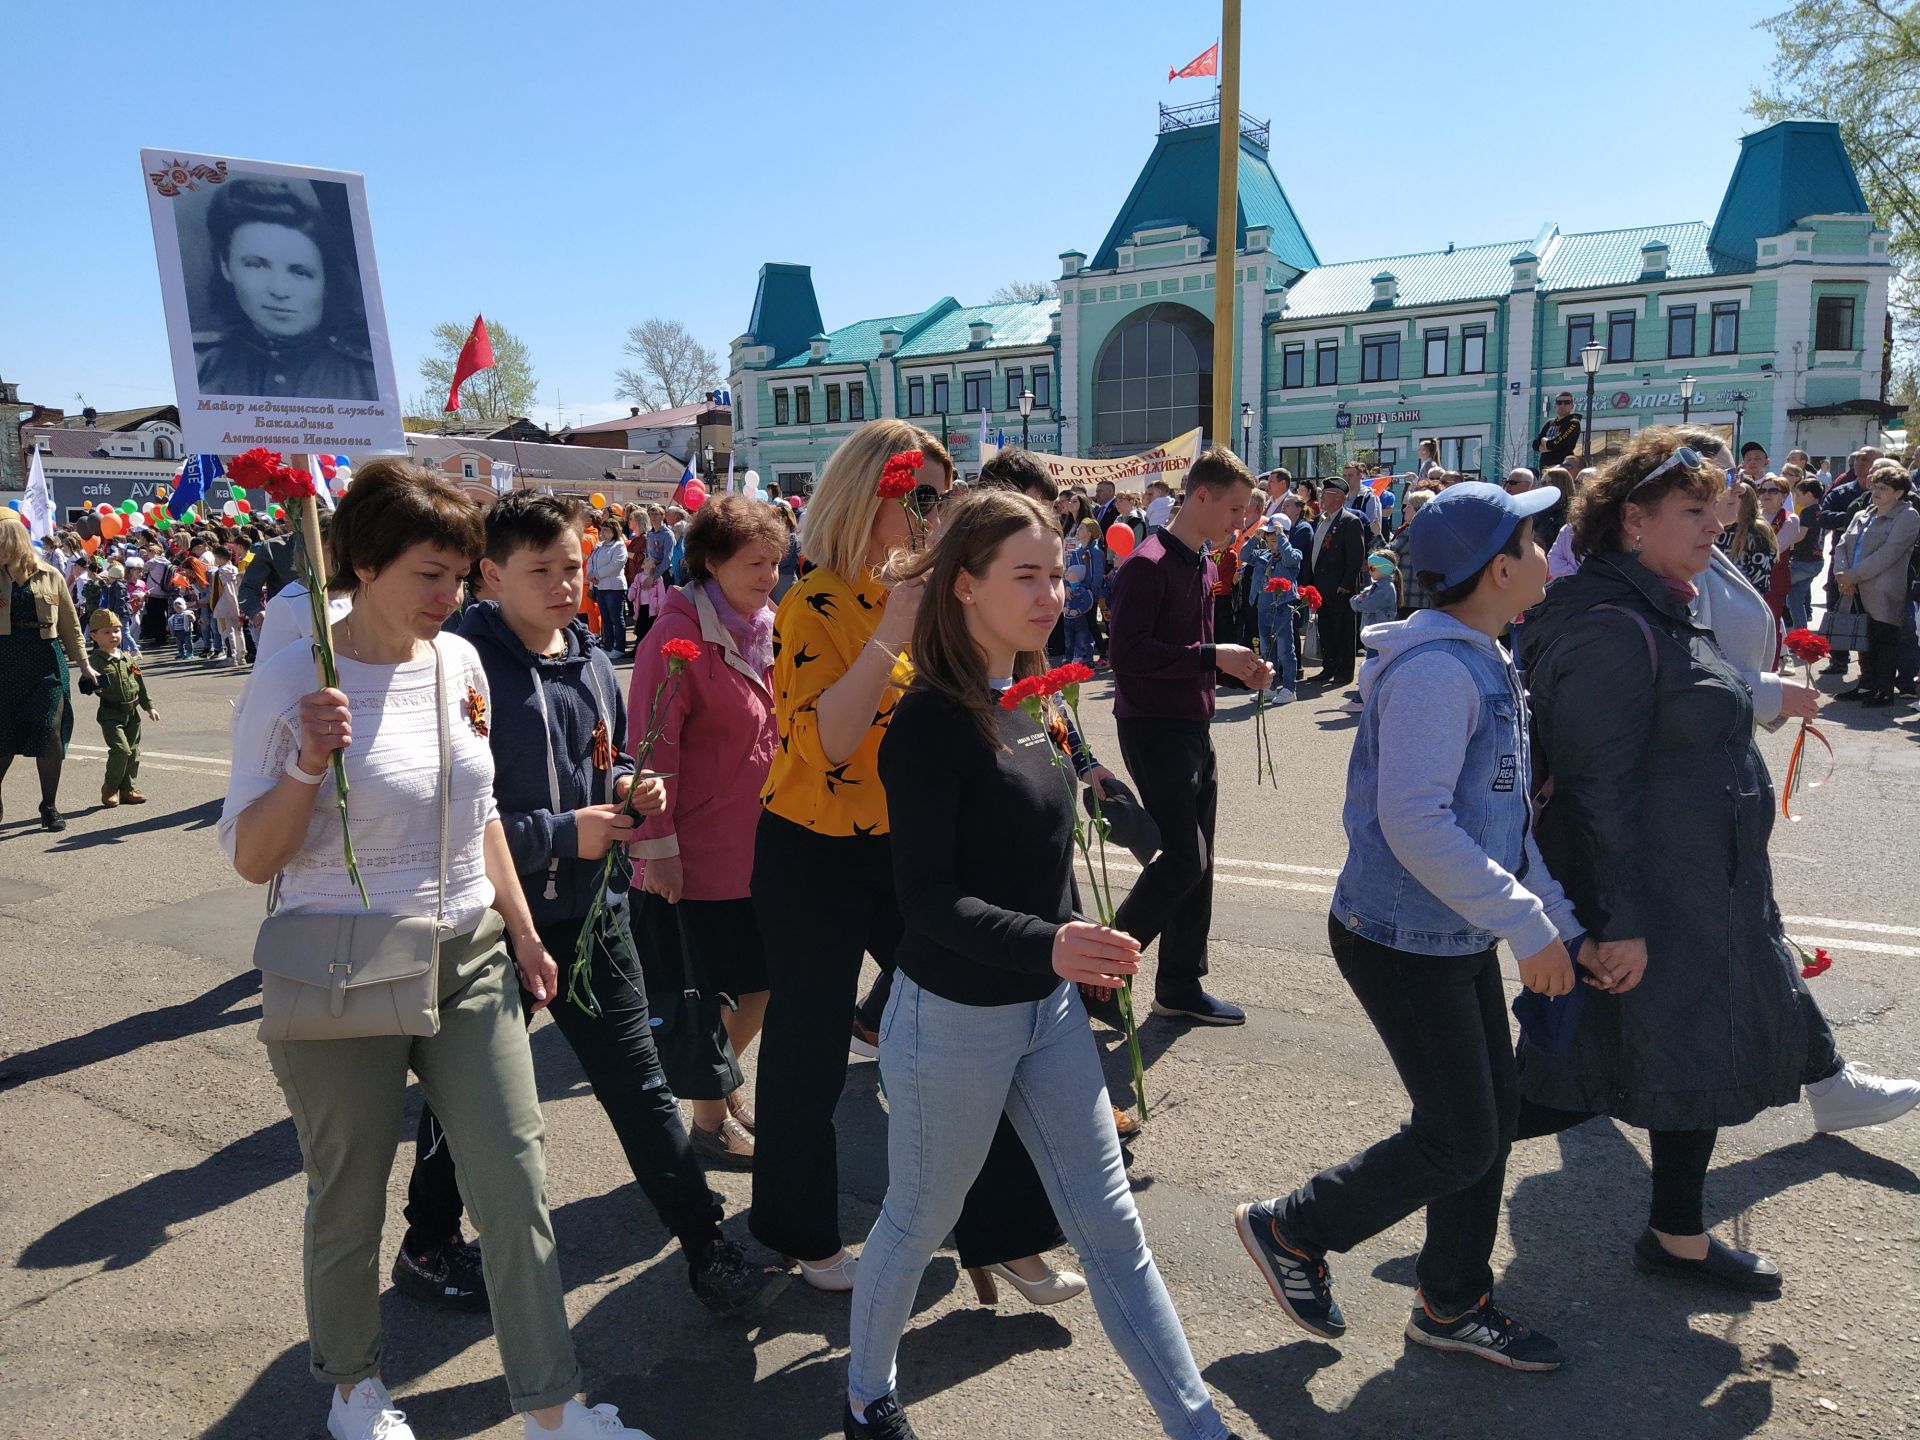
[265,911,581,1412]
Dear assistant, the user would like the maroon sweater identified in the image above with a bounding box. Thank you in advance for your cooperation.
[1107,528,1218,721]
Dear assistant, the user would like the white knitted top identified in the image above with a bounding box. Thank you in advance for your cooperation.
[220,634,500,929]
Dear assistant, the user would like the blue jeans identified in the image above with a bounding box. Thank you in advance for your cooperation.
[848,975,1227,1439]
[1257,605,1297,691]
[594,589,627,654]
[1063,613,1095,665]
[1786,558,1823,631]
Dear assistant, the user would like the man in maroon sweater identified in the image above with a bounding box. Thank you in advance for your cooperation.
[1107,448,1273,1025]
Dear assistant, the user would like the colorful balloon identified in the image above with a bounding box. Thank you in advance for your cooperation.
[590,492,607,509]
[683,479,708,512]
[98,513,122,540]
[1105,522,1136,558]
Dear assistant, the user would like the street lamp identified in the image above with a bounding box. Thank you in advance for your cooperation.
[702,444,714,480]
[1730,391,1749,457]
[1019,388,1034,450]
[1679,373,1696,425]
[1579,342,1605,470]
[1241,402,1253,464]
[1375,422,1385,472]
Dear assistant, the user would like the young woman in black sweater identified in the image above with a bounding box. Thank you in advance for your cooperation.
[844,489,1236,1440]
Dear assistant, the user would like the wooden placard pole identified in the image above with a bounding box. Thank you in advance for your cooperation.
[1210,0,1242,466]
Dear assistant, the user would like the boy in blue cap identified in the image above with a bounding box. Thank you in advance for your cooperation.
[1234,481,1584,1372]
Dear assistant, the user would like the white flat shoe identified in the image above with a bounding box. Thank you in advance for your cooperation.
[795,1249,859,1291]
[968,1261,1088,1307]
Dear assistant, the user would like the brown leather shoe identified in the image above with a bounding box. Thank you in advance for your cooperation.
[690,1115,754,1169]
[725,1086,756,1133]
[119,789,148,805]
[1112,1105,1142,1139]
[100,787,120,808]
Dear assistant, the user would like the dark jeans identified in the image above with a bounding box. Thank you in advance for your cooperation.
[1863,616,1900,696]
[1276,920,1516,1315]
[1516,1104,1717,1236]
[1113,716,1217,995]
[748,812,1060,1265]
[1825,568,1852,663]
[594,590,627,654]
[1315,598,1358,682]
[402,912,720,1262]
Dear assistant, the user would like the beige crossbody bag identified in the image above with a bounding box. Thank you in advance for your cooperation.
[253,639,455,1043]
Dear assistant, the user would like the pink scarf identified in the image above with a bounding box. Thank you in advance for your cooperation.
[703,579,774,675]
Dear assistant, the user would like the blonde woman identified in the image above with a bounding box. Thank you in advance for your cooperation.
[750,419,1079,1307]
[0,513,96,830]
[1714,478,1778,593]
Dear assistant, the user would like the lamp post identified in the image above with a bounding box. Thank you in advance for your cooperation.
[1241,402,1253,464]
[1579,341,1604,470]
[1375,422,1385,472]
[1730,390,1749,458]
[702,444,714,481]
[1019,388,1033,450]
[1679,373,1696,425]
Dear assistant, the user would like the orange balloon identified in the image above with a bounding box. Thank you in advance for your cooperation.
[99,512,121,540]
[590,492,607,509]
[83,536,99,554]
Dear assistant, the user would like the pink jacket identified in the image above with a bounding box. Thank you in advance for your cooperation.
[628,584,775,901]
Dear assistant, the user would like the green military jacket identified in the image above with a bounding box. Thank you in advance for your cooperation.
[90,648,151,716]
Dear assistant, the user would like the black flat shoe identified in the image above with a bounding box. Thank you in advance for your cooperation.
[1863,692,1897,708]
[1833,687,1870,701]
[1632,1228,1781,1292]
[38,803,64,833]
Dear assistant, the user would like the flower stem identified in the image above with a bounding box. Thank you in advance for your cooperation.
[298,495,367,908]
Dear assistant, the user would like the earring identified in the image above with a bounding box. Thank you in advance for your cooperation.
[1628,533,1643,555]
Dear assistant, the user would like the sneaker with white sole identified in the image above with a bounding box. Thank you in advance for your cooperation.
[329,1378,415,1440]
[795,1248,860,1291]
[1233,1200,1345,1339]
[1405,1292,1564,1372]
[1268,687,1296,705]
[1806,1062,1920,1132]
[524,1399,655,1438]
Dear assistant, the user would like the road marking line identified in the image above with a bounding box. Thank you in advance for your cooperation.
[69,744,226,769]
[1793,935,1920,959]
[1102,860,1333,898]
[1212,855,1343,878]
[1781,915,1920,939]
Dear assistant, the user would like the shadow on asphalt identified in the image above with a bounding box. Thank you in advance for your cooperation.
[47,795,220,850]
[0,969,261,1092]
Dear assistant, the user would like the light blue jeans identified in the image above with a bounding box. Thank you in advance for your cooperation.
[848,974,1228,1440]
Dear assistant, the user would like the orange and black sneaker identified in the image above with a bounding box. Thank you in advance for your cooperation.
[1234,1200,1345,1339]
[1406,1291,1564,1371]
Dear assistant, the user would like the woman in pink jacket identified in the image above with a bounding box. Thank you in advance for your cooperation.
[628,494,786,1168]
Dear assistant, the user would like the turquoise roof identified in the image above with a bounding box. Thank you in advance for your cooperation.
[1536,221,1748,290]
[1089,122,1318,273]
[772,297,1052,368]
[1277,238,1528,320]
[745,263,826,365]
[1710,120,1871,263]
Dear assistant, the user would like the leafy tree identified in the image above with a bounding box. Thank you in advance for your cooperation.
[988,280,1055,303]
[616,319,722,410]
[1750,1,1920,365]
[419,319,540,418]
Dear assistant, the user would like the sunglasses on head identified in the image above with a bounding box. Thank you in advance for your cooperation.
[1628,446,1711,498]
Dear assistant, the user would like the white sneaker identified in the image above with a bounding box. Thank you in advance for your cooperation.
[1806,1062,1920,1133]
[329,1379,415,1440]
[796,1248,860,1291]
[1269,687,1296,705]
[524,1400,655,1438]
[1340,697,1364,712]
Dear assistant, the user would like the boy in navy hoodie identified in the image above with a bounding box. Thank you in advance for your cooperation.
[397,492,786,1319]
[1235,481,1582,1372]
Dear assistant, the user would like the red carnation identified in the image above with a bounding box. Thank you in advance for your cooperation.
[1265,576,1294,594]
[1801,946,1833,979]
[660,637,702,666]
[999,675,1044,710]
[225,447,285,492]
[263,466,318,504]
[1041,662,1095,693]
[877,450,926,500]
[1298,584,1323,611]
[1783,628,1831,666]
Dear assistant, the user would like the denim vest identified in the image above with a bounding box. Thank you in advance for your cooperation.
[1331,636,1532,956]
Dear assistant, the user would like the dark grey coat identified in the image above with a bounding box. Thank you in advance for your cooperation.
[1515,550,1812,1131]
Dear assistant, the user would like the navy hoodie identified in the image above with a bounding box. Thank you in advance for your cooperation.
[457,601,635,925]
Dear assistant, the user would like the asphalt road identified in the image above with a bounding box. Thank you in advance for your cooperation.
[2,647,1917,1440]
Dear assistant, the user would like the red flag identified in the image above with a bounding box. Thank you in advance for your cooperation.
[1169,42,1218,81]
[445,314,496,412]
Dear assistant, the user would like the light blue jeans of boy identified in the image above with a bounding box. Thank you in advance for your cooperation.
[847,974,1228,1439]
[1063,613,1096,665]
[1257,605,1297,691]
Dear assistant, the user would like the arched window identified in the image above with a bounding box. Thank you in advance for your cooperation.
[151,435,173,460]
[1091,303,1213,455]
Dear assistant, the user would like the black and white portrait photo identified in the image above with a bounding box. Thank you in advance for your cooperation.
[141,150,404,456]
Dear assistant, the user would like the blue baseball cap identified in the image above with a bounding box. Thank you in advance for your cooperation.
[1407,481,1560,589]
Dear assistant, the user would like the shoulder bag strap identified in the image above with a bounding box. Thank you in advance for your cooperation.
[433,638,449,926]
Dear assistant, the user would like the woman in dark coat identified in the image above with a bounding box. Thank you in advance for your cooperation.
[1515,427,1812,1292]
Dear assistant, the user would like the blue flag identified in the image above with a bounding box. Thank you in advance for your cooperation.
[169,453,223,519]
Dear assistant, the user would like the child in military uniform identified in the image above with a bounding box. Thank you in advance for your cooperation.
[85,609,158,807]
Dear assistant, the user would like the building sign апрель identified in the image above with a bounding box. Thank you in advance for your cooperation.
[1555,387,1757,415]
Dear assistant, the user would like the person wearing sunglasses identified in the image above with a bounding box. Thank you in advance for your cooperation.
[1530,393,1581,476]
[1754,470,1805,628]
[1831,461,1920,707]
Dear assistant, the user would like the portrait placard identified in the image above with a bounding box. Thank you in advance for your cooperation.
[139,149,405,457]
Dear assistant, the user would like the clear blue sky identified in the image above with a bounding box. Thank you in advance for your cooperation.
[5,0,1788,430]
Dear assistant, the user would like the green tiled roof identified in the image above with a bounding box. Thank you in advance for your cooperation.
[1537,222,1748,291]
[1276,238,1529,320]
[1710,120,1869,264]
[1089,123,1318,273]
[895,300,1054,357]
[770,308,926,368]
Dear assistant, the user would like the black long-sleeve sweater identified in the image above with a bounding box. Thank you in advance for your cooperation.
[877,687,1073,1006]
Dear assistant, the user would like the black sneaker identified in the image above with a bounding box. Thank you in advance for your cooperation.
[390,1234,488,1311]
[845,1391,918,1440]
[1152,988,1245,1025]
[1405,1293,1564,1371]
[1233,1200,1346,1339]
[690,1237,791,1318]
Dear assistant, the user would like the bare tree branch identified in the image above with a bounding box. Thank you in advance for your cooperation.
[616,319,723,411]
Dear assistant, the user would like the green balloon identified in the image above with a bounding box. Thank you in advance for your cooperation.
[121,500,137,513]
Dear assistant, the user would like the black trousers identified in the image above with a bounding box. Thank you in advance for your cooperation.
[1863,616,1900,696]
[1315,597,1358,682]
[1516,1103,1717,1236]
[402,912,721,1262]
[1276,921,1516,1315]
[748,812,1061,1265]
[1113,717,1217,995]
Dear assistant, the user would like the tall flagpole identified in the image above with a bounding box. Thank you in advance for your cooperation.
[1210,0,1242,459]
